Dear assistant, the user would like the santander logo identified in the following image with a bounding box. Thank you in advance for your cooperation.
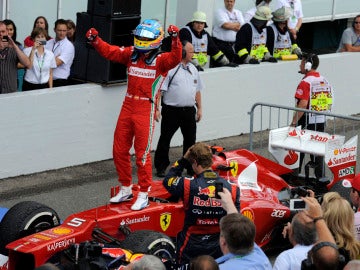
[284,150,298,165]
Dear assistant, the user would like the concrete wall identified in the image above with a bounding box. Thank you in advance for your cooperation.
[0,52,359,179]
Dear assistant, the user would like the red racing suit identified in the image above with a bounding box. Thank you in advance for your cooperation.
[92,36,182,192]
[163,158,240,264]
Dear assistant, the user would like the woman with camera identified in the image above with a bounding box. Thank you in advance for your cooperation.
[22,27,56,91]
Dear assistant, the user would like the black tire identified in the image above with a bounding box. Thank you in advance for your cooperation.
[120,230,176,262]
[0,201,60,255]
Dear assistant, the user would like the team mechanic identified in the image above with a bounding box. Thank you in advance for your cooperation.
[163,142,240,266]
[290,53,334,179]
[86,20,182,210]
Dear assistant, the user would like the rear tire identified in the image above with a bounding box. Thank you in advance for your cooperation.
[120,230,176,262]
[0,201,60,255]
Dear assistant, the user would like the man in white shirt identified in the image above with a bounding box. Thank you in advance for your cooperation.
[46,19,74,87]
[273,210,317,270]
[212,0,245,62]
[349,173,360,241]
[274,0,303,40]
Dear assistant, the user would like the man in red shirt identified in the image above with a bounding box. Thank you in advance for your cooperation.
[290,53,333,179]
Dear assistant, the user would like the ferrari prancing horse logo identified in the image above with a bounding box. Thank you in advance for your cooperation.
[160,212,171,231]
[230,160,238,177]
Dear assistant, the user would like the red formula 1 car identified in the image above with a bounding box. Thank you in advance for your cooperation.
[0,131,356,270]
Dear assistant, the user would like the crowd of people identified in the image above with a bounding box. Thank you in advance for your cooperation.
[1,1,360,270]
[0,16,76,94]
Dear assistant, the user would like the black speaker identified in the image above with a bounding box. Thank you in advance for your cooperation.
[72,12,141,84]
[88,0,141,17]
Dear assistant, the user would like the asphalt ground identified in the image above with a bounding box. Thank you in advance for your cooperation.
[0,135,249,210]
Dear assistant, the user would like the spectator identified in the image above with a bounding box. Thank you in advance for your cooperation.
[234,6,277,64]
[190,255,219,270]
[22,27,56,91]
[3,19,22,49]
[154,40,204,177]
[124,255,166,270]
[266,6,302,60]
[290,53,333,179]
[337,15,360,52]
[87,20,182,210]
[300,195,342,270]
[349,173,360,240]
[321,191,360,261]
[45,19,74,87]
[212,0,245,62]
[179,11,230,70]
[301,242,342,270]
[66,19,76,43]
[244,0,272,24]
[0,21,31,94]
[215,213,272,269]
[273,210,317,270]
[24,16,51,48]
[274,0,303,40]
[3,19,24,91]
[344,260,360,270]
[163,142,240,265]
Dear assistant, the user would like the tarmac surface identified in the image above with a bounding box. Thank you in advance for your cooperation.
[0,133,251,203]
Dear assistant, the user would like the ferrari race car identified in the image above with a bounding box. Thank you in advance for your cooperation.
[0,127,357,270]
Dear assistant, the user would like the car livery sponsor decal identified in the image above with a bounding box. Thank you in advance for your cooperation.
[51,227,73,235]
[160,212,171,231]
[120,215,150,226]
[326,135,357,182]
[271,209,287,218]
[47,238,76,252]
[241,208,254,221]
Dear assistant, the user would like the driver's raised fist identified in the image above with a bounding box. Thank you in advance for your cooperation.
[86,28,98,42]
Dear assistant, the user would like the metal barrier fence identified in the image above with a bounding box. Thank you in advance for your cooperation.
[248,103,360,166]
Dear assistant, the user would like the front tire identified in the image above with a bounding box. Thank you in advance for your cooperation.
[0,201,60,255]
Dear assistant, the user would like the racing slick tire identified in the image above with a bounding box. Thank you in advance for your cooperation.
[120,230,176,262]
[0,201,61,255]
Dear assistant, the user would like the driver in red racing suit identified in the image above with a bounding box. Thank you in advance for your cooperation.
[163,142,240,266]
[86,20,182,210]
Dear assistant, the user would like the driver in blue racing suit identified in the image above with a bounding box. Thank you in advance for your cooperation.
[163,142,240,266]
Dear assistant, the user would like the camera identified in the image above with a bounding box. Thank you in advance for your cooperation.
[2,36,9,42]
[215,182,223,199]
[39,40,47,45]
[289,199,307,211]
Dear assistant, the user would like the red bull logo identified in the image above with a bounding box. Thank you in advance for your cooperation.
[198,185,216,197]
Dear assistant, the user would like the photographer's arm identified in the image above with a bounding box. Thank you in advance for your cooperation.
[218,188,238,214]
[302,196,335,244]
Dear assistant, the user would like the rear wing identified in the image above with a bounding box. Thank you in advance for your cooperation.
[268,126,358,186]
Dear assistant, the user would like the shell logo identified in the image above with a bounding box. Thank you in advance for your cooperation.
[334,149,339,155]
[51,227,73,235]
[241,209,254,221]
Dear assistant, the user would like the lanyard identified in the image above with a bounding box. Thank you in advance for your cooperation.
[35,52,46,83]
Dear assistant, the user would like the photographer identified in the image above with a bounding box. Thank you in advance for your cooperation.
[0,21,30,94]
[163,142,240,266]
